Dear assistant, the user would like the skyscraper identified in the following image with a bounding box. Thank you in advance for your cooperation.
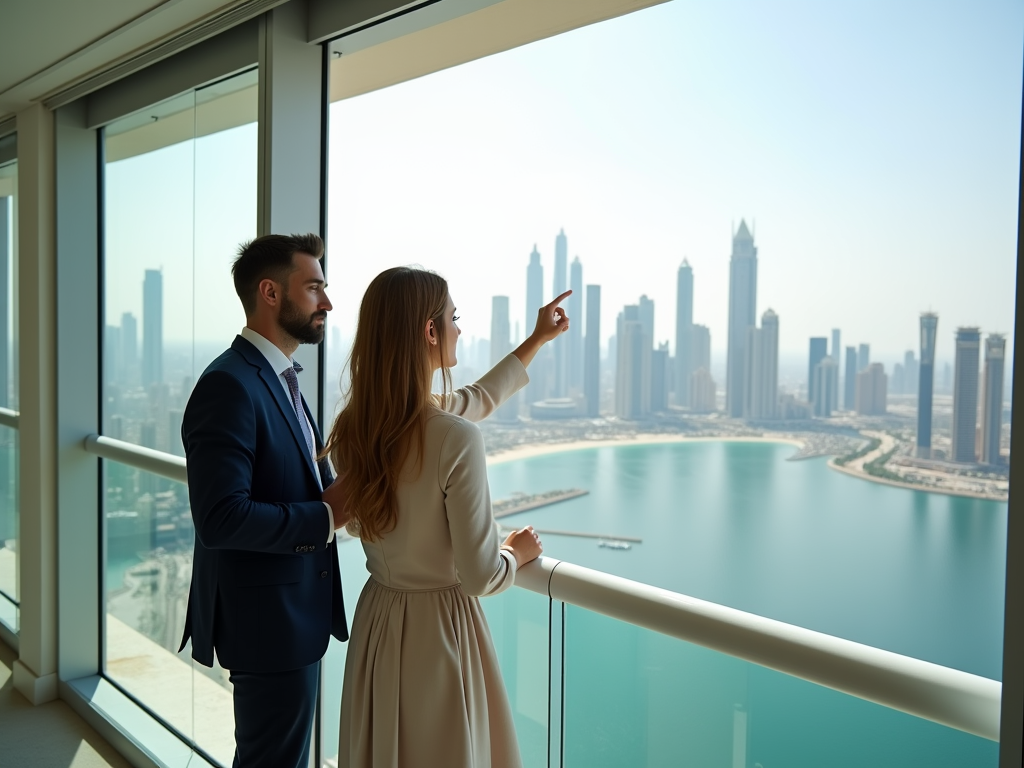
[121,311,138,385]
[916,312,938,458]
[726,221,758,417]
[491,296,516,422]
[692,325,711,375]
[651,342,670,412]
[812,358,839,417]
[142,270,163,388]
[903,351,918,396]
[584,285,601,417]
[525,245,545,404]
[744,309,779,420]
[980,333,1006,465]
[675,261,694,407]
[568,256,584,393]
[951,327,981,463]
[844,346,857,410]
[690,368,716,413]
[807,337,828,404]
[615,305,650,419]
[552,230,568,396]
[857,343,870,373]
[638,295,655,350]
[855,363,888,415]
[831,329,841,363]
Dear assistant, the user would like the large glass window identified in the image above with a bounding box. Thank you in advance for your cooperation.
[322,1,1020,764]
[0,155,18,634]
[101,69,257,766]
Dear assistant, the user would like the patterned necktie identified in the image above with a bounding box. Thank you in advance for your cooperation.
[282,361,315,461]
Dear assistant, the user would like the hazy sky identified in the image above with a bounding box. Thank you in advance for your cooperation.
[102,0,1023,377]
[326,0,1023,365]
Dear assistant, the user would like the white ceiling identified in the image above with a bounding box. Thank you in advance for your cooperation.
[0,0,248,120]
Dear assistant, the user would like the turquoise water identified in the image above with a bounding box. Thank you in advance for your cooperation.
[321,440,1006,764]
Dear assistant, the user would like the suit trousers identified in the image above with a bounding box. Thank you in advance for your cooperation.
[229,662,320,768]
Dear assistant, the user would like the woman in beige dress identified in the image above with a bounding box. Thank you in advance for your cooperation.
[326,267,571,768]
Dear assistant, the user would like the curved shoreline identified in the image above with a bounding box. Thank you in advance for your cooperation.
[827,459,1008,502]
[486,434,805,466]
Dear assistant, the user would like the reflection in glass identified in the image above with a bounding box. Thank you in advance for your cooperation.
[563,605,996,768]
[101,68,257,767]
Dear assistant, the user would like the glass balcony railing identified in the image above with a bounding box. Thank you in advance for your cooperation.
[83,436,1002,768]
[0,420,18,634]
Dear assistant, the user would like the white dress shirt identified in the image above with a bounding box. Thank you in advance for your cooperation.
[240,327,335,544]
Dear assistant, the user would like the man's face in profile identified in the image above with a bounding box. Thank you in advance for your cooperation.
[278,252,331,344]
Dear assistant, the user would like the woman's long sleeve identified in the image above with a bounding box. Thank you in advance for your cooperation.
[435,353,530,422]
[438,418,517,597]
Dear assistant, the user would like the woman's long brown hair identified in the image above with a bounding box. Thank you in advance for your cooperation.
[323,267,452,541]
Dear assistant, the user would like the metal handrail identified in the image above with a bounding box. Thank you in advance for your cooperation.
[84,434,187,484]
[516,557,1001,741]
[82,432,1002,742]
[0,406,18,429]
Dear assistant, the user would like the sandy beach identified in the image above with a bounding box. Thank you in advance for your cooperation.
[486,433,806,466]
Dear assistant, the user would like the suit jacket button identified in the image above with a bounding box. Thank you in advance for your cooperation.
[294,546,302,553]
[320,570,328,578]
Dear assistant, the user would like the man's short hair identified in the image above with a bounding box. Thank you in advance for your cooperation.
[232,233,324,315]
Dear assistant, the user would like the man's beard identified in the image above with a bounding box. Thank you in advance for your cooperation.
[279,294,327,344]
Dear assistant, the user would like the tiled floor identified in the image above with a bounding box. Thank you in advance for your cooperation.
[0,640,131,768]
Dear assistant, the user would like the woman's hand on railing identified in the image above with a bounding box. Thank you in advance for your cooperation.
[502,525,543,568]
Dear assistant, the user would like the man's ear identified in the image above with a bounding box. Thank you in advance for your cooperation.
[425,319,437,346]
[258,278,280,307]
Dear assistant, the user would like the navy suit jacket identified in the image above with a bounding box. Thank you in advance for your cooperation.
[178,335,348,672]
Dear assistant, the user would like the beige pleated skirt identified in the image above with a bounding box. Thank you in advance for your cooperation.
[338,579,523,768]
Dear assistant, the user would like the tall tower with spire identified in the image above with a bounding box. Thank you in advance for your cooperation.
[568,256,584,393]
[916,312,938,458]
[525,245,544,405]
[552,229,568,396]
[675,260,694,407]
[726,220,758,417]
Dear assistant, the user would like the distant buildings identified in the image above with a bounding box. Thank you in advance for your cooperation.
[142,270,162,388]
[980,334,1006,465]
[855,363,888,416]
[831,329,841,363]
[675,261,694,407]
[812,357,839,417]
[744,309,779,420]
[692,325,711,376]
[844,347,857,411]
[525,245,544,405]
[568,256,583,394]
[857,343,870,374]
[584,285,601,417]
[491,296,517,422]
[951,327,981,463]
[552,229,568,397]
[615,305,650,419]
[916,312,938,458]
[690,368,716,413]
[807,337,828,405]
[651,342,670,412]
[726,220,758,417]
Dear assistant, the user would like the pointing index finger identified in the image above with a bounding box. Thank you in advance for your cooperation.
[550,289,572,305]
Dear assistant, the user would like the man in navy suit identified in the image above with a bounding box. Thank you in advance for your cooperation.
[179,233,349,768]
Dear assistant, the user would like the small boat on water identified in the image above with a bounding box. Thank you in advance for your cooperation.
[598,540,632,551]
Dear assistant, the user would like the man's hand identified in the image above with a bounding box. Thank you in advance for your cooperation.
[323,477,352,529]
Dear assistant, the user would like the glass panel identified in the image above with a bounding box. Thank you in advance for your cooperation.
[104,461,200,741]
[102,68,257,766]
[325,0,1017,705]
[0,156,17,634]
[0,425,17,631]
[563,605,997,768]
[481,587,550,768]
